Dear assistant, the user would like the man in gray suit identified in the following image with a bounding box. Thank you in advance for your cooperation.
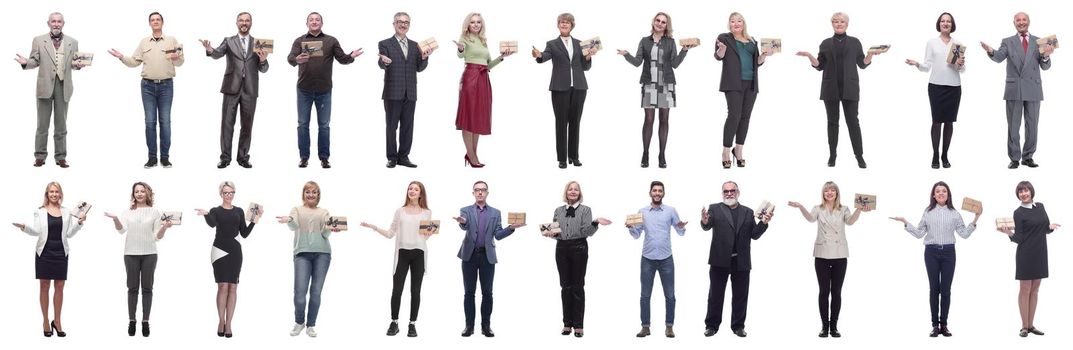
[453,181,523,337]
[200,12,270,169]
[378,12,431,169]
[16,12,84,168]
[982,12,1054,169]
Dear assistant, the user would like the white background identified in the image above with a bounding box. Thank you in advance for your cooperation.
[2,0,1070,349]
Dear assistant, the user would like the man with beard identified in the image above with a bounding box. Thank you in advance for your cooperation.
[627,180,687,338]
[700,181,772,338]
[200,12,270,169]
[16,12,84,168]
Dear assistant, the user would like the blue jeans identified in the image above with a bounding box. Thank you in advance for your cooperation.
[640,256,676,326]
[294,252,331,327]
[462,250,495,329]
[296,88,332,160]
[924,244,956,326]
[141,79,174,159]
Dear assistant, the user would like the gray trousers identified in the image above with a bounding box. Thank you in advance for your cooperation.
[125,254,158,321]
[36,76,68,160]
[1005,100,1041,161]
[220,80,257,162]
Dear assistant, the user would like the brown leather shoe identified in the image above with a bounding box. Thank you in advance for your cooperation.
[665,326,675,338]
[34,159,45,167]
[56,160,69,168]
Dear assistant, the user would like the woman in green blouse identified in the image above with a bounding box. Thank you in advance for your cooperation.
[454,12,513,168]
[276,181,340,338]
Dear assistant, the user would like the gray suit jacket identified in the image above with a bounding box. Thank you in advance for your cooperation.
[378,36,429,101]
[23,33,78,102]
[535,37,592,91]
[456,204,515,264]
[207,35,269,96]
[989,34,1051,101]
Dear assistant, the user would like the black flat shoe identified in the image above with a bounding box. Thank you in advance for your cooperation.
[128,321,137,336]
[237,160,252,169]
[929,326,940,337]
[386,321,399,336]
[299,159,309,168]
[704,328,717,337]
[558,161,567,169]
[320,159,331,169]
[142,322,150,337]
[931,155,940,169]
[1008,161,1019,169]
[461,327,473,337]
[1021,158,1039,168]
[1028,327,1044,335]
[818,321,829,338]
[732,328,747,337]
[569,158,583,167]
[407,324,418,337]
[573,329,584,338]
[856,156,867,169]
[561,328,571,336]
[217,161,230,169]
[482,327,495,337]
[939,325,952,337]
[827,155,836,167]
[941,155,951,168]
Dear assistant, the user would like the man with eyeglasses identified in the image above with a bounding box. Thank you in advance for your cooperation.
[378,12,432,168]
[452,181,524,337]
[627,180,687,338]
[700,181,772,338]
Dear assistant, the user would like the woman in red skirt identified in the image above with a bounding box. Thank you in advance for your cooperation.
[455,12,513,167]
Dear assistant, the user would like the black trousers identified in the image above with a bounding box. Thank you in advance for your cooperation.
[704,260,750,331]
[384,99,416,161]
[823,99,863,157]
[551,89,587,162]
[391,249,425,321]
[555,238,588,328]
[220,81,257,162]
[722,80,758,147]
[815,258,847,322]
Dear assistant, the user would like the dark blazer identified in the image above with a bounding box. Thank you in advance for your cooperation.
[456,204,515,264]
[814,35,869,101]
[622,35,687,84]
[378,36,429,101]
[207,35,269,96]
[701,203,768,270]
[988,34,1051,101]
[715,33,762,92]
[535,36,592,91]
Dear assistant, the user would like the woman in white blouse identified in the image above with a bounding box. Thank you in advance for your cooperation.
[905,13,966,169]
[788,181,867,338]
[104,182,173,337]
[890,181,980,337]
[360,181,434,337]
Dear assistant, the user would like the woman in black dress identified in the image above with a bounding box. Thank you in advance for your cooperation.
[197,181,259,337]
[998,181,1060,337]
[13,182,86,337]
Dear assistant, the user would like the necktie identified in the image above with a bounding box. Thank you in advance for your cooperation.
[400,38,408,59]
[1021,34,1028,54]
[241,37,248,58]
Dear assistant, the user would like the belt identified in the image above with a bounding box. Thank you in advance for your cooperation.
[143,78,173,84]
[474,247,487,253]
[925,244,955,249]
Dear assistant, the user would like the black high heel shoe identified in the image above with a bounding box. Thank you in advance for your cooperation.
[641,151,649,168]
[941,154,951,168]
[464,155,485,168]
[43,322,53,337]
[658,153,667,168]
[51,320,66,337]
[931,154,940,169]
[217,323,225,337]
[733,150,745,168]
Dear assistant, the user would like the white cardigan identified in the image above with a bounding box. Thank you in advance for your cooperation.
[22,207,83,256]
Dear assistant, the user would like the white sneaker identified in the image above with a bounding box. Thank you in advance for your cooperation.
[306,326,318,338]
[290,323,305,336]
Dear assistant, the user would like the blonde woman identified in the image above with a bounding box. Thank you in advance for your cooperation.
[788,182,867,338]
[13,182,86,337]
[196,181,260,338]
[618,12,695,168]
[715,12,772,169]
[360,181,433,337]
[276,181,340,337]
[104,182,173,337]
[454,13,513,167]
[543,181,612,337]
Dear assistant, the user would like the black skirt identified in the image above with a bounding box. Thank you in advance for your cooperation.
[36,253,68,280]
[927,83,961,123]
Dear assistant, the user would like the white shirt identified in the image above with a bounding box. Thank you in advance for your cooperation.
[915,36,965,86]
[561,36,574,87]
[118,207,163,255]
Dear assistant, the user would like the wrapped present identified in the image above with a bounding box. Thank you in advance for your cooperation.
[507,212,526,225]
[581,37,603,51]
[626,213,644,226]
[678,38,700,47]
[419,220,440,234]
[540,222,562,236]
[71,201,92,218]
[756,200,775,218]
[301,41,324,56]
[1036,35,1058,53]
[327,216,348,231]
[245,202,262,222]
[73,52,94,66]
[961,197,982,214]
[996,217,1015,231]
[161,211,182,225]
[499,40,518,54]
[867,44,890,54]
[254,39,274,54]
[760,38,782,54]
[419,37,439,52]
[946,42,965,64]
[854,194,876,210]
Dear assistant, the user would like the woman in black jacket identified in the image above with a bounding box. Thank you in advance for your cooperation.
[617,12,695,168]
[715,12,772,169]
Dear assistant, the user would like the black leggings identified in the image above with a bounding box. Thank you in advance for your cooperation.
[815,258,847,322]
[722,80,758,148]
[390,249,425,321]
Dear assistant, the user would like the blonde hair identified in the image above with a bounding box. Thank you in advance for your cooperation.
[728,12,751,40]
[562,181,584,204]
[302,181,321,207]
[820,181,843,211]
[219,181,236,194]
[831,12,849,23]
[40,181,63,208]
[130,182,155,209]
[651,12,673,38]
[459,13,487,46]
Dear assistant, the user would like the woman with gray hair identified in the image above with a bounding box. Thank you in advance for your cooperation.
[533,13,597,169]
[196,181,260,338]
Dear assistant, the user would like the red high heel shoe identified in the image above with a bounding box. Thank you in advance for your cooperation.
[465,155,485,168]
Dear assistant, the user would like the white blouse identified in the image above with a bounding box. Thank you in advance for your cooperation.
[117,207,163,255]
[915,36,965,86]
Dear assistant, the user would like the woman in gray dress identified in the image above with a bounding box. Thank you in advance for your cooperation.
[998,181,1061,337]
[617,12,695,168]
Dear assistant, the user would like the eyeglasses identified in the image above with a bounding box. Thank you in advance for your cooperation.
[722,189,738,194]
[222,191,236,196]
[395,20,410,25]
[473,188,489,193]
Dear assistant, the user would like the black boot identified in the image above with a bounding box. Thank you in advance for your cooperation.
[818,320,830,338]
[829,320,841,338]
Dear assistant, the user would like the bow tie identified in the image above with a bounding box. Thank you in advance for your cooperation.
[565,206,576,218]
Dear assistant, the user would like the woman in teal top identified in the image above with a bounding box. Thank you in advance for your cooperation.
[715,12,772,169]
[276,181,340,338]
[454,12,513,168]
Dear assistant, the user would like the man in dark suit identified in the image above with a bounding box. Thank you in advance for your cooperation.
[982,12,1054,169]
[700,181,772,338]
[453,181,523,337]
[16,12,84,168]
[532,13,595,169]
[378,12,430,168]
[200,12,269,169]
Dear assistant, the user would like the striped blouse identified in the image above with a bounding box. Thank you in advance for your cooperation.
[552,203,599,240]
[904,205,975,245]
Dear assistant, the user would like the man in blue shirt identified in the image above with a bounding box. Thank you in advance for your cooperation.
[627,180,687,338]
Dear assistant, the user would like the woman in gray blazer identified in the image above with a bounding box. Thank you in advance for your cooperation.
[617,12,695,168]
[715,12,772,169]
[788,181,866,338]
